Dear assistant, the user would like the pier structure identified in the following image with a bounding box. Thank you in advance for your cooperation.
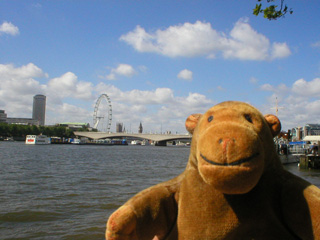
[299,155,320,169]
[73,132,192,146]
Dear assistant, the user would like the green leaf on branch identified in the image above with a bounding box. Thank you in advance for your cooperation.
[253,0,293,20]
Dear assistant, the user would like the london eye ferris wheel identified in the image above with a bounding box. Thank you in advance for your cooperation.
[93,94,112,132]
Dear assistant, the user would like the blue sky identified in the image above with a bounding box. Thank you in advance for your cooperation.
[1,1,320,134]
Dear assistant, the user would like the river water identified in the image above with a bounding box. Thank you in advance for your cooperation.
[1,141,320,239]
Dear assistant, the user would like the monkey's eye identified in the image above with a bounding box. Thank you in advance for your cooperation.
[244,114,253,123]
[208,115,213,122]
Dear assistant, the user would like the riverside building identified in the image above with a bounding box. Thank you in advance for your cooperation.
[32,94,46,126]
[291,124,320,142]
[2,94,46,126]
[0,110,7,123]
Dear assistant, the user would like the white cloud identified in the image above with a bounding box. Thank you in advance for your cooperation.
[75,81,94,100]
[105,73,116,80]
[47,72,93,101]
[114,64,136,77]
[120,19,291,61]
[0,21,19,36]
[179,92,213,109]
[45,102,93,125]
[259,78,320,130]
[57,103,92,122]
[0,65,44,90]
[177,69,193,81]
[48,72,77,95]
[223,20,270,60]
[260,83,288,93]
[120,21,222,58]
[311,41,320,48]
[292,78,320,97]
[0,63,47,79]
[105,64,137,80]
[96,83,175,105]
[123,88,174,105]
[260,83,275,91]
[270,42,291,59]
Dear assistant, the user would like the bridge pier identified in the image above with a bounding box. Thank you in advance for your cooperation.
[155,140,167,146]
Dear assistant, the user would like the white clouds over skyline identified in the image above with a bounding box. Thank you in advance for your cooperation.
[260,78,320,129]
[0,63,46,117]
[120,19,291,61]
[0,63,213,133]
[2,62,320,132]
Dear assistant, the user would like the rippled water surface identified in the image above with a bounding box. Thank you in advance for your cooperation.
[1,141,320,239]
[0,142,188,239]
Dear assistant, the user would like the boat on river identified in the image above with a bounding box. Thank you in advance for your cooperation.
[71,138,117,146]
[278,141,313,165]
[71,138,86,145]
[87,139,113,145]
[131,140,142,145]
[279,154,301,164]
[25,135,51,145]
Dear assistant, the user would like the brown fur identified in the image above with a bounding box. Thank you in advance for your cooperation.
[106,101,320,239]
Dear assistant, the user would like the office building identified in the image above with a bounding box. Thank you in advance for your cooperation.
[291,124,320,141]
[6,117,39,125]
[32,94,46,126]
[116,122,123,133]
[0,110,7,123]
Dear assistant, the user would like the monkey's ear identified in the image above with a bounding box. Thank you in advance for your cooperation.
[185,114,202,134]
[264,114,281,137]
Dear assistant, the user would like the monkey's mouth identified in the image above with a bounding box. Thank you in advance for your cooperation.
[200,152,259,166]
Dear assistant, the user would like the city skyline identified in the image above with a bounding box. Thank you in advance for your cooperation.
[2,94,46,126]
[1,93,148,133]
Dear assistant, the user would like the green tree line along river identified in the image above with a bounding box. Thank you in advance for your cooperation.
[0,123,78,140]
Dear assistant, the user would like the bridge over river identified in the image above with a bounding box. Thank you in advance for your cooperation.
[74,132,192,146]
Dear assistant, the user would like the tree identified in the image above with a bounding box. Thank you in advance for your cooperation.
[253,0,293,20]
[8,124,19,137]
[0,124,75,139]
[31,125,40,135]
[0,123,9,137]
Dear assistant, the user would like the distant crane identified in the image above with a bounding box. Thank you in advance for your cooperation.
[271,97,284,116]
